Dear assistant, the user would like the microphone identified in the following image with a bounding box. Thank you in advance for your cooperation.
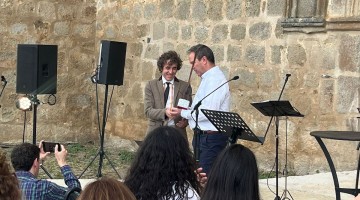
[191,76,239,114]
[1,75,7,84]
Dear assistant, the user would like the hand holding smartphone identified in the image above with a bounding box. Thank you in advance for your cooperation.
[42,141,61,153]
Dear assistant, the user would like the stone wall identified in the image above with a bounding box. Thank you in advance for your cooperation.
[0,0,359,175]
[0,0,98,143]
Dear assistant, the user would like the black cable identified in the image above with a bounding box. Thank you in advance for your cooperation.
[95,81,102,139]
[267,160,277,196]
[22,111,27,143]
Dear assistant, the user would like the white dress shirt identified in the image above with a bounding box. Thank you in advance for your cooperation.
[181,66,230,130]
[162,76,175,126]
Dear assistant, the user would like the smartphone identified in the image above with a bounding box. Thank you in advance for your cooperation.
[42,141,61,153]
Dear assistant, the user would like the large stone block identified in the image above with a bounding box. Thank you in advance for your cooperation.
[194,26,209,42]
[141,61,156,81]
[191,0,206,21]
[249,22,271,40]
[226,0,242,20]
[339,34,360,72]
[181,25,193,40]
[10,23,27,35]
[54,22,70,36]
[38,1,56,20]
[227,45,241,61]
[320,79,334,114]
[153,22,165,40]
[208,0,223,21]
[168,22,179,40]
[211,45,224,63]
[144,44,160,60]
[160,0,174,18]
[245,0,260,17]
[287,44,306,66]
[245,45,265,65]
[267,0,285,16]
[337,76,360,113]
[175,0,190,20]
[230,24,246,41]
[212,24,228,43]
[144,3,157,20]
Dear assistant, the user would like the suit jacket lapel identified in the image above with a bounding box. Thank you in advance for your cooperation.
[156,79,165,106]
[173,80,180,105]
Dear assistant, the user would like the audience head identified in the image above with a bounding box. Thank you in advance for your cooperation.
[77,177,136,200]
[0,151,21,200]
[201,144,260,200]
[125,126,199,200]
[11,143,40,176]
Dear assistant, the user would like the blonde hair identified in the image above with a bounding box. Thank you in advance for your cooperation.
[78,177,136,200]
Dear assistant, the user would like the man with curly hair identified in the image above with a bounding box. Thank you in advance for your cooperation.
[144,50,192,137]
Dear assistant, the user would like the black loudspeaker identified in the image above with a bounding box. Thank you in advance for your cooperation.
[16,44,57,94]
[96,40,127,86]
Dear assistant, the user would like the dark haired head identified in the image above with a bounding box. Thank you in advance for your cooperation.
[78,176,136,200]
[201,144,260,200]
[11,143,40,171]
[187,44,215,64]
[124,126,200,200]
[157,50,183,72]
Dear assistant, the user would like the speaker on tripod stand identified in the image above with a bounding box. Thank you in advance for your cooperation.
[80,40,127,178]
[16,44,58,178]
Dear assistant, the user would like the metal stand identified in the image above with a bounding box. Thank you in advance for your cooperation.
[281,117,294,200]
[31,95,53,179]
[79,84,121,178]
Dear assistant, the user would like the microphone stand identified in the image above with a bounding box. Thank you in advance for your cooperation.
[0,77,7,97]
[191,76,239,162]
[262,74,291,200]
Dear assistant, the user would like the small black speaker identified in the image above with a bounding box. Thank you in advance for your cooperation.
[96,40,127,86]
[16,44,57,94]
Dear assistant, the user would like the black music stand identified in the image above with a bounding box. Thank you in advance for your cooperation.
[251,100,303,200]
[201,109,263,144]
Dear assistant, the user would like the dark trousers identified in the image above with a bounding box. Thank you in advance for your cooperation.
[192,132,228,174]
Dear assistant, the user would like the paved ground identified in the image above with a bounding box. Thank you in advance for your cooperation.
[51,170,358,200]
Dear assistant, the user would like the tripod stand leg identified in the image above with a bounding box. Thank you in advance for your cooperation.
[79,151,100,178]
[104,152,121,179]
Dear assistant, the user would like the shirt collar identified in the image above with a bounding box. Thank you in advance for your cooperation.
[161,76,176,84]
[15,171,36,179]
[201,66,219,79]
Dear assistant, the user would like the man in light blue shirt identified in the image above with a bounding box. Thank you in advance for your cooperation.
[170,44,230,174]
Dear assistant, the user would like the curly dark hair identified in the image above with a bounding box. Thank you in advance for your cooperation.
[157,50,183,72]
[0,151,21,200]
[11,143,40,171]
[124,126,200,200]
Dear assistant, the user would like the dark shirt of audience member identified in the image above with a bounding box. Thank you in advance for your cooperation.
[0,150,21,200]
[11,142,81,200]
[77,176,136,200]
[201,144,260,200]
[124,126,201,200]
